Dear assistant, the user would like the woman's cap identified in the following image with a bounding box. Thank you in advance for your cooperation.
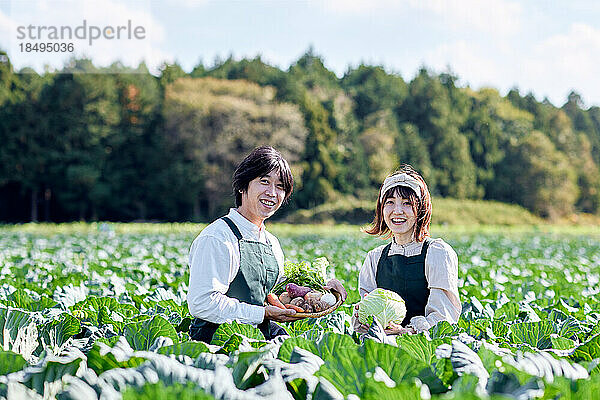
[379,173,423,202]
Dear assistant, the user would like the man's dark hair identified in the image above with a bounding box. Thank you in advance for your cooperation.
[232,146,294,207]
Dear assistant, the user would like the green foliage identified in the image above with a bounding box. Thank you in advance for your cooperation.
[4,289,57,311]
[39,313,81,350]
[24,353,83,395]
[0,306,34,350]
[71,296,138,331]
[295,93,339,208]
[0,350,27,375]
[571,334,600,362]
[496,130,578,218]
[2,54,600,221]
[210,321,267,353]
[509,321,555,349]
[0,224,599,398]
[123,315,179,351]
[359,110,400,186]
[341,65,408,120]
[396,122,434,186]
[285,195,543,225]
[157,341,210,358]
[163,77,307,219]
[397,68,480,198]
[122,382,215,400]
[86,344,146,375]
[271,257,328,294]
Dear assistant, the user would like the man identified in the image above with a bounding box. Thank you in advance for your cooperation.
[188,146,346,342]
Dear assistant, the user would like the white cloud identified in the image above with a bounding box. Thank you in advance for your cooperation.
[0,9,18,45]
[418,22,600,106]
[312,0,522,36]
[412,0,522,36]
[314,0,400,14]
[165,0,209,8]
[419,40,501,87]
[5,0,173,73]
[520,23,600,106]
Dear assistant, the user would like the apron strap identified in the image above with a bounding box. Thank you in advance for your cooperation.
[221,215,272,246]
[421,237,431,256]
[221,216,243,240]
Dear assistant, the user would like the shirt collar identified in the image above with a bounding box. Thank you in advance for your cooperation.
[227,208,265,239]
[389,239,422,256]
[391,236,418,248]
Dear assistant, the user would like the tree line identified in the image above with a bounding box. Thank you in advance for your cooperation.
[1,49,599,222]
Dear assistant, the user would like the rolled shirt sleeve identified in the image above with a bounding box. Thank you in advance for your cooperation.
[408,240,461,332]
[187,234,265,325]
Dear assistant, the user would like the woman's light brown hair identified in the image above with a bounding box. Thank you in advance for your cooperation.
[363,165,432,242]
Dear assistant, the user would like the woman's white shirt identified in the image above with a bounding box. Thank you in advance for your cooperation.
[187,208,285,325]
[359,238,461,332]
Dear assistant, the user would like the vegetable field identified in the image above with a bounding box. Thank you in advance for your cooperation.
[0,224,599,399]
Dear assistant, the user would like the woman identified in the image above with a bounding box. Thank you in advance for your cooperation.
[355,165,460,335]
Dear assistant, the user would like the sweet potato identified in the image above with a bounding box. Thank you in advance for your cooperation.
[286,283,312,298]
[279,292,292,305]
[267,293,286,309]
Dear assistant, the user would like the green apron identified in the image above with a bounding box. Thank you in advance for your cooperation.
[190,216,284,342]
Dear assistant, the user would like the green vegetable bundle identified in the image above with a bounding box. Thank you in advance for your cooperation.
[272,257,329,294]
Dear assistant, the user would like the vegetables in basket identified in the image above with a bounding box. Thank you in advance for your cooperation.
[266,282,337,314]
[267,257,338,314]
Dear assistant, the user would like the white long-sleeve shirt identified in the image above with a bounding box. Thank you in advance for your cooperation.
[359,238,461,332]
[187,208,285,325]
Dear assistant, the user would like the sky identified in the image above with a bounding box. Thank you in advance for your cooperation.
[1,0,600,108]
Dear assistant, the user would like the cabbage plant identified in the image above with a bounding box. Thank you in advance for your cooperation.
[357,288,407,328]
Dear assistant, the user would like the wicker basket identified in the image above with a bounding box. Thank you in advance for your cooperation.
[288,289,343,319]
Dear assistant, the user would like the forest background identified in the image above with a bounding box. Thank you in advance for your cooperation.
[1,49,599,223]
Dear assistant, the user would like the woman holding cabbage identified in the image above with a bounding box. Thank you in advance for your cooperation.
[354,165,460,335]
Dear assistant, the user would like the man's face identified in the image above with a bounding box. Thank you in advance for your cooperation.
[238,169,286,226]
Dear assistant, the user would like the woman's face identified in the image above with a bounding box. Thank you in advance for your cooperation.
[382,191,416,244]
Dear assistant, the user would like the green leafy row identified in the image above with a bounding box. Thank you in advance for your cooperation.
[0,227,599,399]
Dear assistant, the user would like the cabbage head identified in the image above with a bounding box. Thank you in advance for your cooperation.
[358,288,407,328]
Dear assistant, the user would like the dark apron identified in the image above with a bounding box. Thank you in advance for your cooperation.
[189,216,287,342]
[375,238,431,323]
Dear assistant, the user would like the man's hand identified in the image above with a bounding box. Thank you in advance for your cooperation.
[264,305,297,322]
[323,279,347,302]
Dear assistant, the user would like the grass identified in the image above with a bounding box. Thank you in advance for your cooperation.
[283,196,600,227]
[431,197,543,225]
[1,221,598,238]
[283,196,545,226]
[1,198,598,236]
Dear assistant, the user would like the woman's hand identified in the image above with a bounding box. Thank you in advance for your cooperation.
[323,279,347,302]
[352,304,369,333]
[384,322,415,335]
[264,305,298,322]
